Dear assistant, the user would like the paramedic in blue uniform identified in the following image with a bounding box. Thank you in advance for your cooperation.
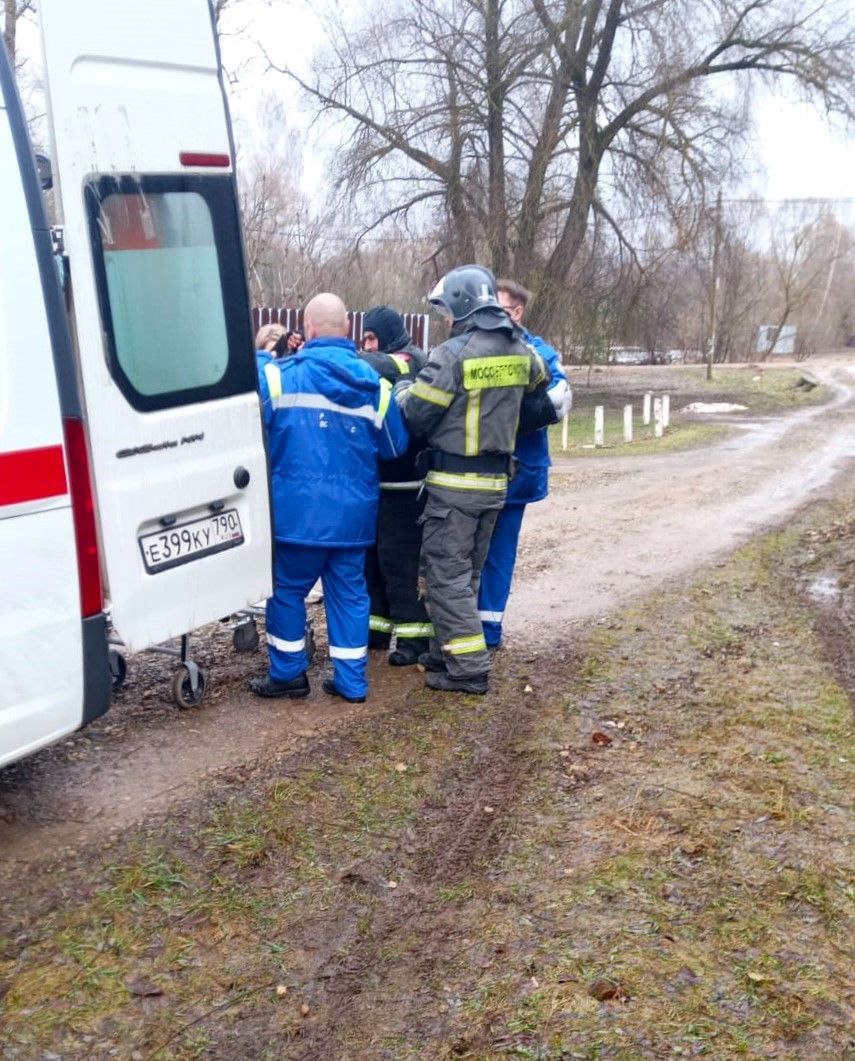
[478,279,572,650]
[251,292,409,703]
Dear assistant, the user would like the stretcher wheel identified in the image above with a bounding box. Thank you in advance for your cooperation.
[233,619,259,653]
[109,649,127,691]
[305,621,316,667]
[171,664,206,708]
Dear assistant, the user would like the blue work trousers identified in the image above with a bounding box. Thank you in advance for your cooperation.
[477,502,527,648]
[266,543,369,699]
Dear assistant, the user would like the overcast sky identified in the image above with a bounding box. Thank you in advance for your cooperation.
[216,0,854,210]
[11,1,855,212]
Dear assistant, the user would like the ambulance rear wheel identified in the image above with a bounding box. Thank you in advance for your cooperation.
[171,664,207,708]
[109,649,127,691]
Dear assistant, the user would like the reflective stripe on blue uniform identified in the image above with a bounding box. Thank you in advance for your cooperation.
[478,331,566,647]
[507,331,565,505]
[267,545,369,699]
[477,502,526,648]
[258,337,408,697]
[257,339,405,546]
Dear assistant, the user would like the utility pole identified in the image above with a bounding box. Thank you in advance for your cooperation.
[707,190,722,382]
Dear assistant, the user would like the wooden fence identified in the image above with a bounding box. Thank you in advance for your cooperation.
[252,308,430,351]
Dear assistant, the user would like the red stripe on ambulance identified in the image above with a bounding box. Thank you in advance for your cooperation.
[0,444,68,507]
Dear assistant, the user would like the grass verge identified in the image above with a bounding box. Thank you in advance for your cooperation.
[553,366,832,457]
[548,413,729,456]
[1,486,853,1058]
[447,518,854,1059]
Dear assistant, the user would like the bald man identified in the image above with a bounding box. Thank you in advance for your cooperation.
[253,293,410,703]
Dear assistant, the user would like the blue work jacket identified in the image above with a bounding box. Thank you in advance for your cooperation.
[258,337,409,547]
[508,331,566,505]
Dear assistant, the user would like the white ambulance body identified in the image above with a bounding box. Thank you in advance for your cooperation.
[1,0,273,767]
[0,41,110,767]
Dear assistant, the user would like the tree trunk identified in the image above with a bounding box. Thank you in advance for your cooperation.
[445,59,476,263]
[4,0,19,67]
[513,51,572,280]
[484,0,508,275]
[527,128,601,335]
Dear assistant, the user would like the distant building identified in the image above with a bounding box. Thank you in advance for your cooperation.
[756,324,797,356]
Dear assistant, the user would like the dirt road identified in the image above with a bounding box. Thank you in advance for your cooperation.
[509,360,855,634]
[1,360,853,864]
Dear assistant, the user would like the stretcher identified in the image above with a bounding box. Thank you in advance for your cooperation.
[107,604,318,708]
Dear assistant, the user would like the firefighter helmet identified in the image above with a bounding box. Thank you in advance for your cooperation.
[427,265,502,322]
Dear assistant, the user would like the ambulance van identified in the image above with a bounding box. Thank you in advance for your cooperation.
[1,0,273,768]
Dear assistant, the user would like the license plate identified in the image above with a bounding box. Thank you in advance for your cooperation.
[139,509,244,573]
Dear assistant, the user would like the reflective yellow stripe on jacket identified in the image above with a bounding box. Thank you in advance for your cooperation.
[263,362,282,400]
[409,380,454,407]
[389,354,411,374]
[464,392,481,456]
[376,377,393,422]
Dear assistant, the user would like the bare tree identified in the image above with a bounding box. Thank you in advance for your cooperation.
[3,0,35,71]
[237,97,323,305]
[212,0,239,28]
[759,205,845,359]
[280,0,854,335]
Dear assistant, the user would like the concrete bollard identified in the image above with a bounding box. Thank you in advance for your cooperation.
[623,404,633,443]
[662,393,670,429]
[643,392,652,425]
[653,397,663,438]
[594,405,604,447]
[561,412,569,451]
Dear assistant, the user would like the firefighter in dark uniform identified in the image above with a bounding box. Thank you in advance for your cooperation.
[360,305,433,665]
[395,266,548,694]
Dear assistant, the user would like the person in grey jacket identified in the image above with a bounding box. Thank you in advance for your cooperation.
[395,265,548,694]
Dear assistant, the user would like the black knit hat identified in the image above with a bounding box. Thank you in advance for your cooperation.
[363,305,411,352]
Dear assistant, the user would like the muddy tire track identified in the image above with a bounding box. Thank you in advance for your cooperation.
[791,515,855,713]
[297,685,542,1056]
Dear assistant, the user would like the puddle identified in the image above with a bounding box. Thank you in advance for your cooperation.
[807,574,842,603]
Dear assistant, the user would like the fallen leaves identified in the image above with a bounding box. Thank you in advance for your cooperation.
[587,977,625,1001]
[591,731,613,747]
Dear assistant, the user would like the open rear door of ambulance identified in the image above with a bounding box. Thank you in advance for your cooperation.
[39,0,272,652]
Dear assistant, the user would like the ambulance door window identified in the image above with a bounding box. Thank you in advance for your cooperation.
[85,174,253,412]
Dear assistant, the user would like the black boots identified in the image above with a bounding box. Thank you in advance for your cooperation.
[389,638,429,667]
[425,671,489,695]
[322,679,367,704]
[417,650,446,672]
[249,673,310,699]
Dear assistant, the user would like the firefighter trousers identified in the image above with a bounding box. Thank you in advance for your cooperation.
[366,488,432,651]
[419,487,503,680]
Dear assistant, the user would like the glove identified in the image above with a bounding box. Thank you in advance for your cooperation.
[393,377,414,399]
[548,378,572,419]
